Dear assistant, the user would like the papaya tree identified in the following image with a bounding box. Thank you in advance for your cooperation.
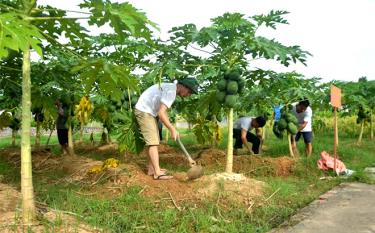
[337,77,375,144]
[0,0,156,224]
[245,71,322,157]
[169,11,310,172]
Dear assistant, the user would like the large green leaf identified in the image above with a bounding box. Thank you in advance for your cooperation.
[80,0,157,41]
[0,12,44,57]
[72,59,139,100]
[115,111,145,155]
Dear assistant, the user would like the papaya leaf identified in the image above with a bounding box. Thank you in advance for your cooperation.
[0,12,44,58]
[79,0,157,41]
[114,111,145,155]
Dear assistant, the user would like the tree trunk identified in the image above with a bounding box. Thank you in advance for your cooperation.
[288,133,295,157]
[370,110,373,140]
[80,125,83,143]
[262,125,266,141]
[46,129,53,146]
[12,129,17,147]
[21,48,36,224]
[90,132,94,145]
[225,108,234,173]
[68,123,74,155]
[357,122,364,144]
[35,121,41,147]
[165,130,169,142]
[108,133,112,143]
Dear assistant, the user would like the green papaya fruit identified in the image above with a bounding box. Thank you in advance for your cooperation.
[216,91,226,103]
[286,113,298,124]
[217,79,227,91]
[226,81,238,95]
[224,95,238,108]
[287,122,298,135]
[277,118,287,131]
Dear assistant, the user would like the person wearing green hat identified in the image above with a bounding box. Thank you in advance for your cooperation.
[135,77,198,180]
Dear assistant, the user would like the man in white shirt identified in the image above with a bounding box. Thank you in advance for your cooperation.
[233,116,267,155]
[135,77,198,180]
[292,99,313,156]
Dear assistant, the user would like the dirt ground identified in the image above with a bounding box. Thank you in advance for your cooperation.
[195,148,296,176]
[0,144,296,229]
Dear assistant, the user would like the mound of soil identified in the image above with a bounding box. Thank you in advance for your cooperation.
[125,168,265,210]
[196,149,296,176]
[196,173,265,208]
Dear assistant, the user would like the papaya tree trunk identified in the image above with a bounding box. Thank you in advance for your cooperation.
[108,132,112,143]
[262,125,266,141]
[80,124,83,143]
[288,133,295,157]
[165,130,169,142]
[90,132,94,145]
[11,129,17,147]
[225,108,234,173]
[21,48,36,224]
[357,122,364,144]
[370,110,373,140]
[46,129,53,146]
[68,123,74,155]
[35,121,41,147]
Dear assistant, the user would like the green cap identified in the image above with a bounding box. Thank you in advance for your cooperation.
[178,77,199,94]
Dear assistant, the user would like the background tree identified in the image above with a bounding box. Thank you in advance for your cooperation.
[337,77,375,144]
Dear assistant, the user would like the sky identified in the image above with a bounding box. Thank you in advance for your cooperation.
[37,0,375,83]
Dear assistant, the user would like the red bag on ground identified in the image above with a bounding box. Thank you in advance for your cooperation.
[317,151,346,175]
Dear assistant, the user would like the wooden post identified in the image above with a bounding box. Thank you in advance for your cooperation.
[333,107,338,171]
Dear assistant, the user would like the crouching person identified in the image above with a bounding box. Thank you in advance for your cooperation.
[233,116,266,155]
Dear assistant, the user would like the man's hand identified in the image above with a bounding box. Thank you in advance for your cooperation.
[170,127,179,141]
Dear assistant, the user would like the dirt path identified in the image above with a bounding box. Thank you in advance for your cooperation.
[270,182,375,233]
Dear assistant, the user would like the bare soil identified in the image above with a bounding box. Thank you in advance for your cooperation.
[196,148,296,176]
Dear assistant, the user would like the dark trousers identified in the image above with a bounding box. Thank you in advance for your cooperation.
[57,128,68,145]
[233,128,261,154]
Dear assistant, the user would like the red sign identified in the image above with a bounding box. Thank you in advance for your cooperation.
[331,85,342,108]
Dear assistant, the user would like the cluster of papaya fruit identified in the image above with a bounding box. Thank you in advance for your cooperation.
[215,68,245,108]
[273,111,299,138]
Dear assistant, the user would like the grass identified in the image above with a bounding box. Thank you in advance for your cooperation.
[0,127,374,232]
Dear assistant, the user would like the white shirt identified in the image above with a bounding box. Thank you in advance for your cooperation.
[135,83,177,117]
[234,116,254,131]
[292,103,312,132]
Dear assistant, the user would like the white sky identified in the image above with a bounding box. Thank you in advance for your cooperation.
[38,0,375,82]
